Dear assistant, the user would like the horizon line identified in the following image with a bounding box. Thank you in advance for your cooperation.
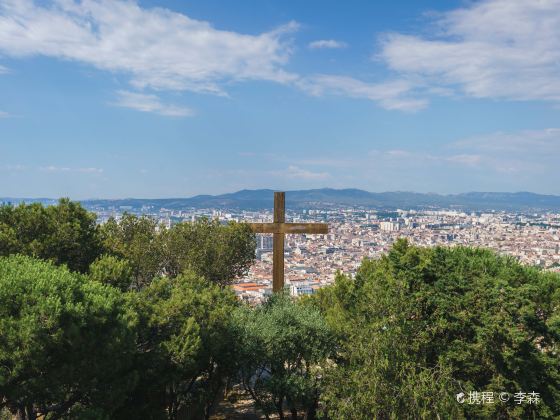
[1,188,559,202]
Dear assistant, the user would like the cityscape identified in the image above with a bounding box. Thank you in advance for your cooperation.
[88,201,560,302]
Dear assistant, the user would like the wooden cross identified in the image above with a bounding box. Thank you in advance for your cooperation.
[249,192,328,292]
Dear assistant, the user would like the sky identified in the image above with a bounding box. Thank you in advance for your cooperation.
[1,0,560,199]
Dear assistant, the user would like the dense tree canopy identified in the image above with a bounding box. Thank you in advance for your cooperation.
[0,199,102,273]
[0,201,257,418]
[233,294,335,419]
[315,239,560,419]
[100,214,255,288]
[0,255,137,419]
[116,272,239,420]
[89,254,134,292]
[0,202,255,288]
[161,218,256,286]
[99,214,163,288]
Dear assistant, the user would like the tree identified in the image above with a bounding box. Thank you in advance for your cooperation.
[0,255,137,419]
[0,199,102,273]
[315,253,454,420]
[101,216,255,288]
[89,255,133,292]
[100,214,164,288]
[315,239,560,419]
[115,272,239,419]
[162,218,255,286]
[233,294,335,420]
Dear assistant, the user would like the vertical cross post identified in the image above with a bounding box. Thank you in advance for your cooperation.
[249,192,328,293]
[272,192,285,292]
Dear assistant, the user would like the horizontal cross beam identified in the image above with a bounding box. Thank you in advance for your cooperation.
[249,222,328,234]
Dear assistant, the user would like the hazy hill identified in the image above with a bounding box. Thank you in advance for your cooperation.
[4,189,560,212]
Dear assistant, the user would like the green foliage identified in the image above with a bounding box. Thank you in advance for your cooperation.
[101,215,255,288]
[0,199,102,273]
[316,239,560,419]
[0,201,256,418]
[320,314,459,419]
[100,214,163,288]
[0,255,137,419]
[233,294,335,419]
[89,254,134,291]
[162,218,256,286]
[116,272,239,419]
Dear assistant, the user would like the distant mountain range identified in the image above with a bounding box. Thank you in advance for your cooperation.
[3,189,560,212]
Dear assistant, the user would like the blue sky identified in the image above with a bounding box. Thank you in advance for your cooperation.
[1,0,560,199]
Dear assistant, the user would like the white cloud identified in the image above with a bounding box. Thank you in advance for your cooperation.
[299,75,427,111]
[0,64,8,74]
[0,0,435,114]
[366,128,560,175]
[444,154,482,166]
[0,164,26,171]
[453,128,560,155]
[0,0,298,95]
[308,39,347,49]
[40,165,103,173]
[270,165,329,180]
[261,128,560,192]
[77,167,104,174]
[113,90,193,117]
[8,0,557,113]
[41,166,71,172]
[450,128,560,174]
[294,157,353,168]
[0,111,10,118]
[379,0,560,103]
[287,165,329,180]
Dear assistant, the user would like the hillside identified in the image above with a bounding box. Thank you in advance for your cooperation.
[4,189,560,212]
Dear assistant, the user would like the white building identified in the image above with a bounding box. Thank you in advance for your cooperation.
[290,282,314,297]
[380,221,401,232]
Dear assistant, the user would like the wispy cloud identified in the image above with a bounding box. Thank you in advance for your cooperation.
[3,0,558,114]
[77,167,104,174]
[367,150,482,168]
[453,128,560,155]
[298,75,427,111]
[366,128,560,175]
[379,0,560,103]
[308,39,347,49]
[0,0,298,95]
[267,165,330,180]
[0,164,26,171]
[0,111,10,118]
[448,128,560,173]
[113,90,194,117]
[256,128,560,192]
[0,64,8,74]
[284,165,330,180]
[294,157,354,168]
[0,0,429,115]
[40,166,104,174]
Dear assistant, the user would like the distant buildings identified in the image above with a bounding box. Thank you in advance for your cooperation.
[86,203,560,304]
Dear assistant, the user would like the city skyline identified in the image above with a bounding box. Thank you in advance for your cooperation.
[1,0,560,198]
[78,199,560,302]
